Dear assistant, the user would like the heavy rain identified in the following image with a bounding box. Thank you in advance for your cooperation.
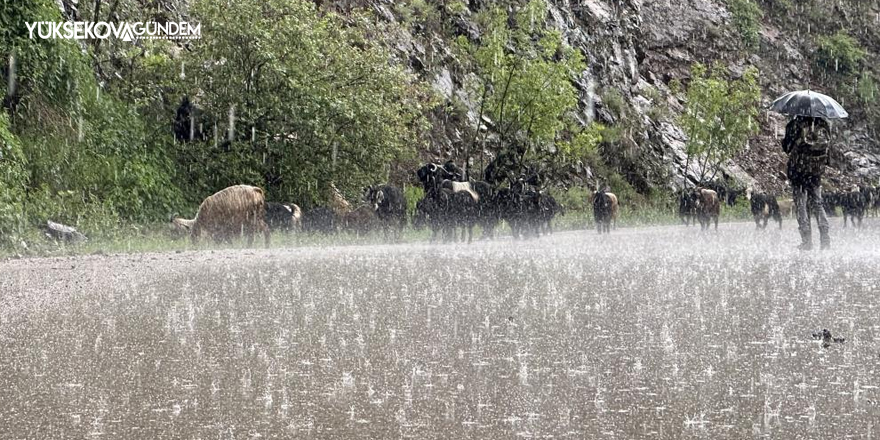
[3,0,880,438]
[3,223,880,438]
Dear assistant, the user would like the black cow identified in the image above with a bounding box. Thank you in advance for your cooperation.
[859,185,876,217]
[492,187,528,238]
[748,192,782,229]
[592,191,618,234]
[494,181,549,239]
[677,190,696,226]
[443,160,466,182]
[822,191,842,217]
[870,186,880,217]
[726,188,744,206]
[417,162,499,240]
[265,202,301,232]
[841,188,866,228]
[364,184,406,240]
[416,188,478,243]
[538,194,562,235]
[416,163,455,193]
[469,180,499,239]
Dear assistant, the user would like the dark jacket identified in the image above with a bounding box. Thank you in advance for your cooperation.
[783,116,831,186]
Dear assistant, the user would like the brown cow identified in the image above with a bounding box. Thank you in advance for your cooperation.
[173,184,270,246]
[692,188,720,230]
[776,198,794,218]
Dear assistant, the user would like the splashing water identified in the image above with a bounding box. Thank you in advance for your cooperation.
[228,105,236,142]
[7,53,15,97]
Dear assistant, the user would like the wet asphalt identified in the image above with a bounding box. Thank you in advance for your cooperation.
[2,219,880,438]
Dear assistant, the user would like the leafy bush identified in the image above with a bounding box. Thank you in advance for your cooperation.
[816,31,866,76]
[679,63,761,182]
[857,71,877,104]
[558,122,603,164]
[185,0,433,206]
[726,0,762,50]
[0,112,27,247]
[0,0,189,243]
[404,185,424,218]
[457,0,586,179]
[600,88,626,119]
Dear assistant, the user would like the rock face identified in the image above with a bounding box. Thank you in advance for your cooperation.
[45,220,88,243]
[347,0,880,193]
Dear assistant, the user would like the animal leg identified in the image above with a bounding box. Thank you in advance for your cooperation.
[244,222,256,247]
[190,226,200,246]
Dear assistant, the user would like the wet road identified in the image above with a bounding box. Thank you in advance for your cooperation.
[2,220,880,438]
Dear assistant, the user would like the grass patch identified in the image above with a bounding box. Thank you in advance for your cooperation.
[1,197,756,259]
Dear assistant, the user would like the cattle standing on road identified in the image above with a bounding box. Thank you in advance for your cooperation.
[265,202,302,232]
[692,188,720,231]
[841,188,866,228]
[777,198,794,218]
[747,190,782,230]
[416,162,497,241]
[592,190,619,234]
[677,190,696,226]
[172,185,270,246]
[538,194,563,235]
[415,187,478,243]
[364,184,407,241]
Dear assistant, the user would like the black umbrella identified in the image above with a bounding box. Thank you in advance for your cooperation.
[769,90,848,119]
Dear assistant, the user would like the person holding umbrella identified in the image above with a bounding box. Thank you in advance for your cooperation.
[771,90,848,251]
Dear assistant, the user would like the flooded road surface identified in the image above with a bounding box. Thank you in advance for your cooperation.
[3,220,880,438]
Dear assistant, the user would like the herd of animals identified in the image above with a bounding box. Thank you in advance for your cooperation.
[170,161,565,245]
[676,182,880,231]
[169,161,880,246]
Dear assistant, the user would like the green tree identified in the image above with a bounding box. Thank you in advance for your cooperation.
[183,0,433,205]
[456,0,587,182]
[679,63,761,183]
[2,0,185,235]
[0,112,27,247]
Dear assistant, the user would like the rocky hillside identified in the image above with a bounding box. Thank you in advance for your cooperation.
[29,0,880,203]
[335,0,880,194]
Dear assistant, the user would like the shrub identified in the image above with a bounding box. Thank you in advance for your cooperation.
[678,63,761,182]
[0,112,27,248]
[857,71,877,104]
[404,185,424,218]
[600,88,626,119]
[816,31,866,76]
[726,0,762,50]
